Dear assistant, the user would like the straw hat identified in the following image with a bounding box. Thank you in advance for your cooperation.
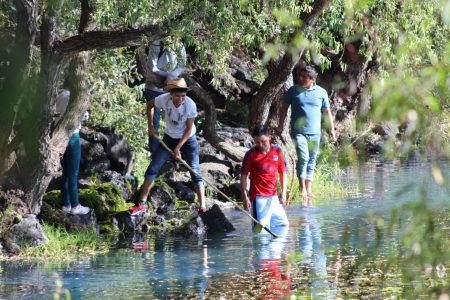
[164,78,189,92]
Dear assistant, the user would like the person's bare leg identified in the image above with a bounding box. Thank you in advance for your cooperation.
[139,179,154,201]
[196,185,206,209]
[306,180,315,198]
[306,180,315,206]
[299,178,308,205]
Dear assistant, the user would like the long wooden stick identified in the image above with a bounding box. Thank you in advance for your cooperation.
[276,133,296,206]
[156,137,279,238]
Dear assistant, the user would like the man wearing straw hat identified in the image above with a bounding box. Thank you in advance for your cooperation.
[129,78,206,215]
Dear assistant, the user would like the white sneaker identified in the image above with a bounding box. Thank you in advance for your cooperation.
[71,204,90,215]
[62,205,71,214]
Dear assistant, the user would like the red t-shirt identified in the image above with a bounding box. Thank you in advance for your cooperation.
[241,145,287,200]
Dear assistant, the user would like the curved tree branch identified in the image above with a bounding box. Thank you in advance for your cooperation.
[183,76,245,162]
[249,0,332,128]
[54,25,167,54]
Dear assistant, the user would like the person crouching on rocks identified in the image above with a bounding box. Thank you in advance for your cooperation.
[129,78,206,215]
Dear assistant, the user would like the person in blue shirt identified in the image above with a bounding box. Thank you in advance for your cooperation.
[276,66,336,205]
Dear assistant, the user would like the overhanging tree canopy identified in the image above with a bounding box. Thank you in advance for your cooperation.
[0,0,448,216]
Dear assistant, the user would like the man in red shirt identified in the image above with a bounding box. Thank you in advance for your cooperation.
[241,125,289,230]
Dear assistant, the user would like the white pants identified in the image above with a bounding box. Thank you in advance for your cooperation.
[253,195,289,230]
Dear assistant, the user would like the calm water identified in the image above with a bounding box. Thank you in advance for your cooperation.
[1,158,449,299]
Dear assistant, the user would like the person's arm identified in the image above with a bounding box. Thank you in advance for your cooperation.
[148,42,171,78]
[136,46,164,87]
[173,117,195,159]
[167,45,187,80]
[276,101,290,135]
[322,107,336,141]
[240,172,251,211]
[278,150,287,205]
[146,99,157,138]
[279,171,287,205]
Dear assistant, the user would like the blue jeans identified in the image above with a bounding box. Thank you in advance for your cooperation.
[61,132,81,206]
[144,134,204,188]
[144,89,165,153]
[292,133,321,181]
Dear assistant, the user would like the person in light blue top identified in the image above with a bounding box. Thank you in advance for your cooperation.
[276,66,336,205]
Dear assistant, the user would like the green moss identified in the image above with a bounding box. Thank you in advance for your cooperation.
[98,222,120,234]
[124,177,133,196]
[147,225,160,232]
[0,207,20,241]
[175,200,189,209]
[42,190,62,208]
[18,223,114,261]
[43,183,130,223]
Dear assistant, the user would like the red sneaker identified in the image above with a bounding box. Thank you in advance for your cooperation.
[128,202,148,216]
[198,207,205,215]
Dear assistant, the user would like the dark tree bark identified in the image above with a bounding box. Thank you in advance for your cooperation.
[248,0,332,131]
[53,26,167,54]
[0,0,39,177]
[134,51,246,162]
[320,41,375,137]
[184,77,245,161]
[0,0,91,215]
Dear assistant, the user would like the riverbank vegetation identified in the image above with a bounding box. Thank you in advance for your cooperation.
[0,0,449,298]
[18,224,113,262]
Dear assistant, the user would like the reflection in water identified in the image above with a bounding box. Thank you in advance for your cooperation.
[298,210,333,299]
[0,159,448,299]
[253,226,291,299]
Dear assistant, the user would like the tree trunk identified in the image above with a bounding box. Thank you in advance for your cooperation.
[321,41,375,137]
[0,0,39,177]
[249,53,296,129]
[0,0,91,215]
[184,77,245,162]
[248,0,332,131]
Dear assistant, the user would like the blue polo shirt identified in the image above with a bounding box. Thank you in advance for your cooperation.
[282,84,330,135]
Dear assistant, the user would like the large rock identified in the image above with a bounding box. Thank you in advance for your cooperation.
[39,201,97,232]
[99,170,134,200]
[65,210,97,231]
[85,125,134,174]
[12,214,49,246]
[107,133,135,174]
[200,162,231,189]
[80,141,111,175]
[149,185,175,215]
[200,204,235,233]
[42,182,129,226]
[216,127,253,149]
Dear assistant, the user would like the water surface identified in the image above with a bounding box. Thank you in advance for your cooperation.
[1,158,449,299]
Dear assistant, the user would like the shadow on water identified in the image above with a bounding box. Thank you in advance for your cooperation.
[0,158,449,299]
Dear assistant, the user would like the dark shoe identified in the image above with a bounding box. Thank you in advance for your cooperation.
[198,207,205,215]
[128,202,148,216]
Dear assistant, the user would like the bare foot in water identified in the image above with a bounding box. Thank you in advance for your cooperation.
[301,190,308,206]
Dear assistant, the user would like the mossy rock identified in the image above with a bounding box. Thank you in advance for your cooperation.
[175,200,189,210]
[39,201,70,227]
[98,222,120,234]
[42,190,61,208]
[42,183,130,223]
